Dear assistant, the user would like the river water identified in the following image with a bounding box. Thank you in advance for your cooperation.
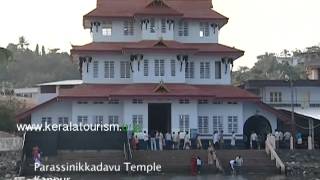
[68,175,312,180]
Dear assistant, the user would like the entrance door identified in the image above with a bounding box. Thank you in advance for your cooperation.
[148,103,171,133]
[243,115,272,148]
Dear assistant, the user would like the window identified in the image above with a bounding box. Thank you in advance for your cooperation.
[58,117,69,125]
[132,99,143,104]
[102,28,112,36]
[215,61,222,79]
[200,22,210,37]
[228,116,238,133]
[212,101,223,104]
[154,59,165,77]
[200,62,210,79]
[198,116,209,134]
[213,116,223,132]
[227,102,238,105]
[171,60,176,77]
[132,115,143,132]
[102,22,112,36]
[108,116,119,124]
[93,61,99,78]
[144,60,149,76]
[108,99,119,104]
[185,62,195,78]
[198,99,208,104]
[183,21,189,36]
[120,61,130,78]
[178,21,188,36]
[41,117,52,126]
[161,19,166,33]
[270,92,282,102]
[123,20,134,35]
[77,101,88,104]
[94,115,104,125]
[150,18,156,33]
[104,61,115,78]
[93,101,104,104]
[40,86,56,93]
[179,115,190,132]
[179,99,190,104]
[77,116,88,125]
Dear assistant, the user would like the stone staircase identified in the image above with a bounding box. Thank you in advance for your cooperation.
[215,150,279,174]
[132,150,218,174]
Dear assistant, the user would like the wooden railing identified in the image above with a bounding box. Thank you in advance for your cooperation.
[265,136,285,174]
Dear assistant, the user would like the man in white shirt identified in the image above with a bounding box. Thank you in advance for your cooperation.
[143,131,149,150]
[165,132,172,150]
[213,131,219,149]
[250,132,258,149]
[275,130,280,149]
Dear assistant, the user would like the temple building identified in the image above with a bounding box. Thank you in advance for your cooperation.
[17,0,290,147]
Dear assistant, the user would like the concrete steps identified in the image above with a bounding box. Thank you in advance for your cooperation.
[215,150,279,174]
[132,150,218,173]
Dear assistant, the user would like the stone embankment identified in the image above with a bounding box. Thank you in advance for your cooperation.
[0,131,23,179]
[278,150,320,177]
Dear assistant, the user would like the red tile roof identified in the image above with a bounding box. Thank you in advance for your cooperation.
[84,0,228,25]
[71,40,244,58]
[58,84,259,100]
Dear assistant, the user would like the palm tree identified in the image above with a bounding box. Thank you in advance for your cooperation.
[0,47,13,64]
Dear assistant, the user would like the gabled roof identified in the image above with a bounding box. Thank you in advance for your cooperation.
[134,0,183,17]
[71,40,244,58]
[84,0,228,26]
[58,84,259,100]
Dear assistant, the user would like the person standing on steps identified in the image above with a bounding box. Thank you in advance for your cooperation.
[207,142,216,166]
[159,131,164,151]
[231,131,236,149]
[219,130,224,149]
[196,134,202,149]
[143,130,149,150]
[172,132,177,150]
[250,131,258,149]
[150,130,157,151]
[165,131,172,150]
[176,132,181,150]
[184,131,191,149]
[213,131,219,149]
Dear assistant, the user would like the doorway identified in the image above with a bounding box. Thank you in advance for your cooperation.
[243,115,272,148]
[148,103,171,133]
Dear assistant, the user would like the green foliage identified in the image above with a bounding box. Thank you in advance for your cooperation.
[1,41,79,88]
[232,52,307,85]
[0,102,16,132]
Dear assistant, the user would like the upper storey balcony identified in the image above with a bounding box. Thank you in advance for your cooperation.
[83,0,228,43]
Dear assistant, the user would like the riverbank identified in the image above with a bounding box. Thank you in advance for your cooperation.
[0,151,20,179]
[278,150,320,178]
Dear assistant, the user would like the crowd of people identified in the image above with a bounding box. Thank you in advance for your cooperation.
[130,130,195,151]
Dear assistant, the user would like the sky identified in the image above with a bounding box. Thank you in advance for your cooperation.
[0,0,320,68]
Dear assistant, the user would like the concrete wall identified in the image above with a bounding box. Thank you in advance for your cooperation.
[31,101,72,124]
[0,137,23,152]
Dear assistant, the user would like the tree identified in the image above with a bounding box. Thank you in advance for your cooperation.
[18,36,29,50]
[0,47,13,65]
[35,44,40,55]
[0,103,16,132]
[41,45,46,56]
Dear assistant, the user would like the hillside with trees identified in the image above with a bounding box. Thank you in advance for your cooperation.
[0,36,79,88]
